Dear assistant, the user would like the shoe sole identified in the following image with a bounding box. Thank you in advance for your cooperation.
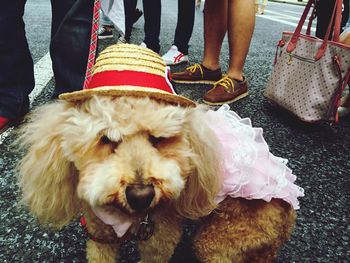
[166,60,189,66]
[98,35,114,40]
[172,79,218,85]
[203,92,249,106]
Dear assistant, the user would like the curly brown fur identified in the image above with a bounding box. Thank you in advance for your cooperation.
[194,198,295,263]
[18,96,296,262]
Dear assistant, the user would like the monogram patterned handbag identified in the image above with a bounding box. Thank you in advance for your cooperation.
[264,0,350,123]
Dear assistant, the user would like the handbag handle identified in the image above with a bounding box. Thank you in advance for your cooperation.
[306,1,317,35]
[287,0,342,60]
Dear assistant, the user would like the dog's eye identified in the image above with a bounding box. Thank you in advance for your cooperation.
[100,135,120,149]
[149,135,166,147]
[101,135,112,144]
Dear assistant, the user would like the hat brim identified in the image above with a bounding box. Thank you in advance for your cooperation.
[58,86,196,107]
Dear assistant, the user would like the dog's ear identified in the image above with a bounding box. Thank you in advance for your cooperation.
[175,107,221,220]
[18,101,80,228]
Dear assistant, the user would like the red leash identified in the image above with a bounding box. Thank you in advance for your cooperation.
[83,0,101,89]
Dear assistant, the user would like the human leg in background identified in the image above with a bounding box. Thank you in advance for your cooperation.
[162,0,195,65]
[226,0,255,81]
[316,0,349,39]
[50,0,94,98]
[171,0,224,84]
[338,24,350,117]
[203,0,255,105]
[124,0,138,42]
[342,0,349,30]
[316,0,337,39]
[259,0,268,15]
[98,9,114,39]
[255,0,259,13]
[0,0,33,130]
[142,0,161,53]
[201,0,227,72]
[171,0,255,105]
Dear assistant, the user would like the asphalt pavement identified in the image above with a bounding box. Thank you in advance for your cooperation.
[0,0,349,262]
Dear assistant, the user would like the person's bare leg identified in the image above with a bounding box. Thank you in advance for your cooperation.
[201,0,227,71]
[227,0,255,81]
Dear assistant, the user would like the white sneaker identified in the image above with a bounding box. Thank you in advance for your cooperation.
[98,27,113,39]
[162,45,189,66]
[117,36,127,44]
[140,42,147,48]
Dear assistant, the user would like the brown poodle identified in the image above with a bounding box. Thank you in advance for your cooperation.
[18,44,300,263]
[18,95,296,262]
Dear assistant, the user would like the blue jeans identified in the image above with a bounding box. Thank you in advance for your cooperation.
[0,0,93,120]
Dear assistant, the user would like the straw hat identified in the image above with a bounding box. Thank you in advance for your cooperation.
[59,44,196,107]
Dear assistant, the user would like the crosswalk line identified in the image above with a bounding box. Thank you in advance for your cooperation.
[257,12,316,32]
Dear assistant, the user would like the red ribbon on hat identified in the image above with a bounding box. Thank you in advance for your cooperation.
[86,70,175,94]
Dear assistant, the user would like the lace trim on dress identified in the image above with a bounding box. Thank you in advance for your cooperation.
[205,104,304,209]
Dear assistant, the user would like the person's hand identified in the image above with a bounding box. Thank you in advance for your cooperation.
[195,0,201,9]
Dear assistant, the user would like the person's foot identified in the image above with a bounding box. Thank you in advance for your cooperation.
[132,8,143,25]
[140,42,160,53]
[203,75,248,105]
[171,63,222,84]
[98,26,113,39]
[162,45,189,66]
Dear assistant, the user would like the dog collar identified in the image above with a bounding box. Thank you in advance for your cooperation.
[80,216,131,244]
[80,213,155,244]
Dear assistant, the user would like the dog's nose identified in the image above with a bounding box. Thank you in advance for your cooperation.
[125,184,155,211]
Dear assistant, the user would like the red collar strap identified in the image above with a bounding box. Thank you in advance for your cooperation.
[80,216,132,244]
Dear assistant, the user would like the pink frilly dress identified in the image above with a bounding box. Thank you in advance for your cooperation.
[92,105,304,237]
[206,104,304,208]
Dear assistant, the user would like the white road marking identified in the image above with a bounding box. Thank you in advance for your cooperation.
[283,10,305,15]
[0,52,53,145]
[257,12,316,32]
[265,9,307,21]
[29,52,53,106]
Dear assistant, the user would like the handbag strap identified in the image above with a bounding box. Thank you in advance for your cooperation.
[314,0,342,59]
[332,0,342,42]
[287,0,314,52]
[328,56,350,123]
[306,1,317,35]
[287,0,343,60]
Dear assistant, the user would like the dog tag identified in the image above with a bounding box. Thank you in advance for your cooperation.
[135,214,154,241]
